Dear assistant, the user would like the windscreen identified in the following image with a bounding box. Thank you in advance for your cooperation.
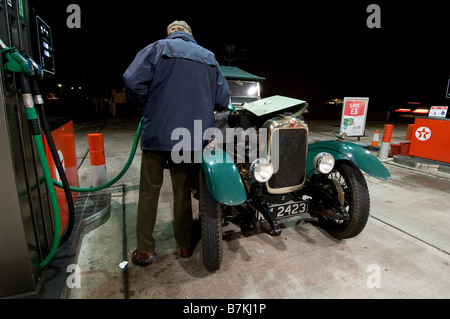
[228,80,260,105]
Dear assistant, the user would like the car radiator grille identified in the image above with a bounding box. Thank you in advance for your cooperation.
[267,127,308,194]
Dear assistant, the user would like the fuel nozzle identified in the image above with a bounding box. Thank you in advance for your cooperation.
[0,42,35,77]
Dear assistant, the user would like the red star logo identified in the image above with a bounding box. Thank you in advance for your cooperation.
[415,127,431,141]
[418,128,429,139]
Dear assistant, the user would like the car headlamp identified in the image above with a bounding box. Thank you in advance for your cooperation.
[334,131,347,140]
[313,152,335,174]
[250,158,274,183]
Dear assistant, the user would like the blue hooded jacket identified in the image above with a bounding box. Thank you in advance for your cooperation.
[123,32,230,152]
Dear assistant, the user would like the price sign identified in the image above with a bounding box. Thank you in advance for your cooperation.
[429,106,448,118]
[340,97,369,137]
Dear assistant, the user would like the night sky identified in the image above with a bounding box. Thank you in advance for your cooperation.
[29,0,449,119]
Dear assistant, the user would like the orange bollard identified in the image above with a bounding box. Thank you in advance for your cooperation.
[379,124,394,161]
[405,124,414,141]
[88,133,107,187]
[381,124,394,143]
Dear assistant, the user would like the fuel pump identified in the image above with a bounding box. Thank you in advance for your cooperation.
[0,2,144,284]
[1,38,61,267]
[1,38,144,270]
[2,39,76,248]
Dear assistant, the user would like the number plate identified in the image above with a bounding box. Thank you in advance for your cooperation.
[257,201,308,221]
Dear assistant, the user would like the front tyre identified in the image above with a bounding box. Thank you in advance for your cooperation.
[317,161,370,239]
[199,170,223,272]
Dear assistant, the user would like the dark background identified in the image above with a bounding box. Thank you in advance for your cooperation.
[29,0,450,120]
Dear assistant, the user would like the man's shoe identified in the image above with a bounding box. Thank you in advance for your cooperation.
[180,248,192,259]
[132,250,157,266]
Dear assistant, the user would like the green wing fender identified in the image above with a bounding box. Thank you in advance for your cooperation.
[307,140,391,180]
[201,148,247,206]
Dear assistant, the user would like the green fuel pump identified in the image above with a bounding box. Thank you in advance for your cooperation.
[1,38,143,268]
[1,39,61,268]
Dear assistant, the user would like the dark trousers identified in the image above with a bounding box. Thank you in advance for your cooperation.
[136,151,194,253]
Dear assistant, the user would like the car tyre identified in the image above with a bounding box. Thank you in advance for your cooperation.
[317,161,370,239]
[199,169,223,272]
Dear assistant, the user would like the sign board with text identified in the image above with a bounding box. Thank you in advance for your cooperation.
[429,106,448,118]
[340,97,369,137]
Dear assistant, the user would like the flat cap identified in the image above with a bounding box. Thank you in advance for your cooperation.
[167,20,192,35]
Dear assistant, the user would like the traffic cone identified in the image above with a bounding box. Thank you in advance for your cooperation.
[371,129,380,148]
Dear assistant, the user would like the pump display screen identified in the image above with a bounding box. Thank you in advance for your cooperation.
[36,16,55,74]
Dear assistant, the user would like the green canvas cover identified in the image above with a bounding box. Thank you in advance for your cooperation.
[219,66,265,81]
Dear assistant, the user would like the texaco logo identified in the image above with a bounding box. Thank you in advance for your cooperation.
[415,126,431,141]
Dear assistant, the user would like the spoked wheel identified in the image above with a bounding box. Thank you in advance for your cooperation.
[317,161,370,239]
[199,170,223,272]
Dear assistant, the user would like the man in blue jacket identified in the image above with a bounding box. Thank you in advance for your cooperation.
[123,20,230,266]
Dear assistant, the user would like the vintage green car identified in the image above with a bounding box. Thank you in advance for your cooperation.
[198,67,390,272]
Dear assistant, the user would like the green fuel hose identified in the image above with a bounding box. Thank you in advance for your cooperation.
[37,116,141,268]
[52,117,143,192]
[16,68,61,269]
[36,115,141,268]
[39,115,141,268]
[9,52,141,269]
[24,106,61,268]
[25,79,140,267]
